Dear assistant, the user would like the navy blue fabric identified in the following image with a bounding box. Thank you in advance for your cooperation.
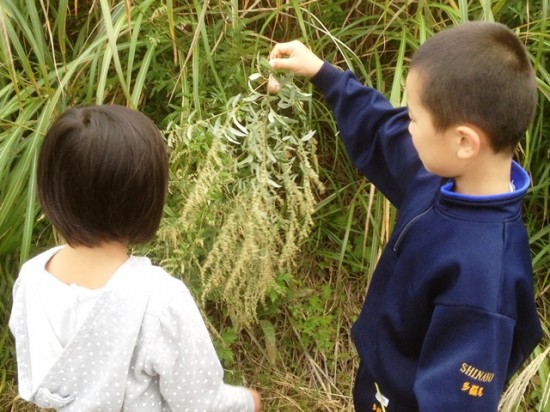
[311,62,542,411]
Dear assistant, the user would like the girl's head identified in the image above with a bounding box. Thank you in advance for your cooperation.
[37,104,169,247]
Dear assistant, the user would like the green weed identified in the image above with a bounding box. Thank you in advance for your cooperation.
[0,1,548,411]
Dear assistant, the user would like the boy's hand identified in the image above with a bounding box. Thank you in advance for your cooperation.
[269,40,324,78]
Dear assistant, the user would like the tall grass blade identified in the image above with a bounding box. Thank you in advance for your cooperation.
[98,0,131,103]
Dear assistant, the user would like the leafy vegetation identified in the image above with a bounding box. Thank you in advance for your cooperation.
[0,1,548,410]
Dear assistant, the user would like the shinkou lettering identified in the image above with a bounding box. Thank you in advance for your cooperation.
[459,362,495,383]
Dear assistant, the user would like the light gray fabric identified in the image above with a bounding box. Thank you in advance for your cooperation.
[10,247,254,411]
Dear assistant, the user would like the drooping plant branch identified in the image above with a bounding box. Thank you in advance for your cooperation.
[156,63,324,325]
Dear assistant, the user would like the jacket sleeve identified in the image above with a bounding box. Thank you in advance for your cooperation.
[311,62,423,208]
[414,304,514,411]
[147,285,254,412]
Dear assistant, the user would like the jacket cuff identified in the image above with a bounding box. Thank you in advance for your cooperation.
[311,61,344,95]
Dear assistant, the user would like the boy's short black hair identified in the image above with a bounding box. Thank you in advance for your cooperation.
[37,104,169,247]
[410,21,537,153]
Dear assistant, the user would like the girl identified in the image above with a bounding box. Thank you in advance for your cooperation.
[10,105,261,412]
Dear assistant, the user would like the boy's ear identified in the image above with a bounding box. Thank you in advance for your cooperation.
[454,125,481,159]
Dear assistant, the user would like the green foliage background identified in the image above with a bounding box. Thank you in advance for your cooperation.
[0,1,548,410]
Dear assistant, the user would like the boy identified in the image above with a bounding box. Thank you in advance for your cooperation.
[269,22,542,411]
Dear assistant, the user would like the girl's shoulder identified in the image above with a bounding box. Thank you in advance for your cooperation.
[130,259,209,355]
[125,256,196,318]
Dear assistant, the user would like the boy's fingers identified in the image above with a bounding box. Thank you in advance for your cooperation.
[270,41,299,59]
[269,58,290,71]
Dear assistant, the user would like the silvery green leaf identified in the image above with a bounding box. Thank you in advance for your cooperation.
[301,130,316,142]
[237,155,253,166]
[224,130,241,144]
[233,118,249,134]
[228,126,247,137]
[243,94,261,103]
[267,178,282,188]
[229,94,242,109]
[248,73,262,81]
[266,150,277,164]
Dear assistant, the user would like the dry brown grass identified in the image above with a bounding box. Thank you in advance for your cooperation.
[0,387,52,412]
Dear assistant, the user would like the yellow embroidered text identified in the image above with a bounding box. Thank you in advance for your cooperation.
[459,362,495,383]
[461,381,484,397]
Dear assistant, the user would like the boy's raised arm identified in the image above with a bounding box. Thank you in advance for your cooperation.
[269,40,424,207]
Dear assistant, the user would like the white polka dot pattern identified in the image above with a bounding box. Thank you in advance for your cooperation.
[9,248,254,411]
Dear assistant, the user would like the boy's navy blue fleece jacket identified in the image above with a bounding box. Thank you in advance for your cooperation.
[311,62,542,411]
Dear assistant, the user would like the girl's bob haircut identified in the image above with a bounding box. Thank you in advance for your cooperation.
[37,104,169,247]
